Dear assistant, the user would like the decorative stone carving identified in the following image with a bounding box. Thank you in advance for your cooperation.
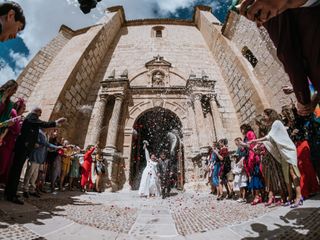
[207,94,225,140]
[121,69,128,78]
[201,70,208,80]
[108,69,115,80]
[145,55,172,87]
[152,98,164,107]
[152,71,165,87]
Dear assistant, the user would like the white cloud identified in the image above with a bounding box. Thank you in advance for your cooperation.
[157,0,194,13]
[0,50,29,85]
[0,59,19,84]
[14,0,219,58]
[9,50,29,69]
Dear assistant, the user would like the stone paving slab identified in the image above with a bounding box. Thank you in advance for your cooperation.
[185,228,241,240]
[140,209,171,215]
[115,234,185,240]
[135,215,175,225]
[24,215,74,236]
[44,222,119,240]
[129,223,178,237]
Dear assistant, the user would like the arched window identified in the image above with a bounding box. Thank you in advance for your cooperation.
[241,46,258,67]
[152,26,165,38]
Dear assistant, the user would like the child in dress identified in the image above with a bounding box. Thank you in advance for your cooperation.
[233,137,248,203]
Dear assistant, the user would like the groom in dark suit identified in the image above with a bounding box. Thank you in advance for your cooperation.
[157,152,172,199]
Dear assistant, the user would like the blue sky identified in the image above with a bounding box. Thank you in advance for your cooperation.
[0,0,231,84]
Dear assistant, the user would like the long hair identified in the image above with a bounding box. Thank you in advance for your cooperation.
[240,123,253,135]
[13,98,25,114]
[254,114,269,137]
[86,145,94,152]
[263,108,281,124]
[0,79,18,94]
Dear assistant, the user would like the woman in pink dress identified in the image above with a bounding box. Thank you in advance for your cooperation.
[0,98,25,184]
[240,124,264,205]
[0,80,19,184]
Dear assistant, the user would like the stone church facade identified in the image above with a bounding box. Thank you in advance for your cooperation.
[15,6,292,191]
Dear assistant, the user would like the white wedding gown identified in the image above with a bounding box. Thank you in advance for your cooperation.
[138,148,161,197]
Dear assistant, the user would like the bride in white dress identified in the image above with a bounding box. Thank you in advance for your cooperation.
[138,141,161,197]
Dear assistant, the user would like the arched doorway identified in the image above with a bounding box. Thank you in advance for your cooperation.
[130,107,185,190]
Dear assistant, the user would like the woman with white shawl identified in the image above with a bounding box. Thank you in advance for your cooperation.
[249,109,302,208]
[138,141,161,197]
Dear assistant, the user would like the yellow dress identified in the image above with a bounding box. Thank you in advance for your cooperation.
[61,148,73,175]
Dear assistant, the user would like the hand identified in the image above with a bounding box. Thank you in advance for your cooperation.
[56,117,67,126]
[282,85,294,95]
[292,129,299,136]
[296,101,315,116]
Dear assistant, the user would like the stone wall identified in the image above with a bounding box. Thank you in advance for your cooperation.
[24,8,124,145]
[59,15,124,145]
[97,22,241,146]
[195,7,270,129]
[15,28,73,101]
[222,11,293,112]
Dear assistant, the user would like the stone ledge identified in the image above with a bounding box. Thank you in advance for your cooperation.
[125,18,195,27]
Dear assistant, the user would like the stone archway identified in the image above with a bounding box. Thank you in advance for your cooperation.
[129,107,185,190]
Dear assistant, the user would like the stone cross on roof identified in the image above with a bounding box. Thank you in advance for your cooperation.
[154,54,163,62]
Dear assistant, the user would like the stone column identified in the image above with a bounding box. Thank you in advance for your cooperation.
[90,94,108,145]
[209,94,225,141]
[104,94,124,192]
[193,94,208,150]
[105,94,124,150]
[186,100,200,149]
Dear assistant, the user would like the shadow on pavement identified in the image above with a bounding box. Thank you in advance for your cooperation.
[0,188,101,226]
[242,206,320,240]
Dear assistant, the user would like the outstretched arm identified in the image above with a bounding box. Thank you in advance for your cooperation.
[249,136,268,144]
[145,147,151,162]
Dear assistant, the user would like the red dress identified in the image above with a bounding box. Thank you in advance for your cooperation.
[296,140,319,198]
[0,109,22,183]
[80,147,95,188]
[244,130,260,176]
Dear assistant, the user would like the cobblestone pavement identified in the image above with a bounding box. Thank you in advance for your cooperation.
[28,197,138,233]
[0,210,45,240]
[168,194,274,235]
[0,190,319,240]
[27,191,275,236]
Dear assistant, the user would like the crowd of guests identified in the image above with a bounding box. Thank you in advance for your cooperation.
[0,79,107,205]
[206,106,320,208]
[1,0,320,210]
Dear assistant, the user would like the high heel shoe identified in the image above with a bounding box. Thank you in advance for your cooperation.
[290,197,303,208]
[251,196,262,205]
[281,200,291,207]
[265,196,275,206]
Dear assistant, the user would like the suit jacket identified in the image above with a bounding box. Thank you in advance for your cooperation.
[157,159,171,177]
[15,113,56,154]
[29,129,58,164]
